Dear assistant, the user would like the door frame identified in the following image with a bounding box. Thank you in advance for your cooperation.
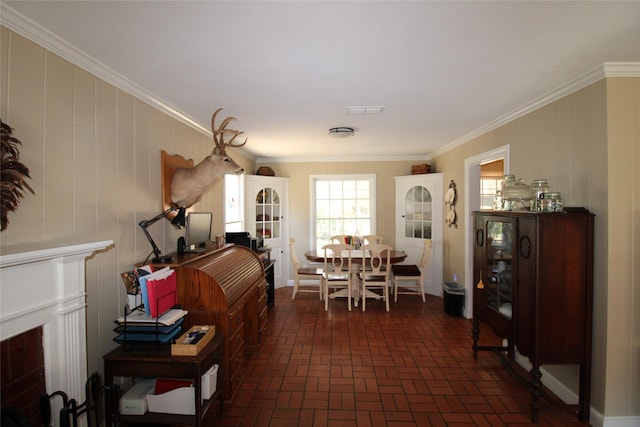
[464,144,510,319]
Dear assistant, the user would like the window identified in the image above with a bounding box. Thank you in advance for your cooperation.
[480,159,504,210]
[224,174,244,232]
[311,174,376,252]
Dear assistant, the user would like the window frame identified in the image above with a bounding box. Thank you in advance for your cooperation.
[309,174,377,252]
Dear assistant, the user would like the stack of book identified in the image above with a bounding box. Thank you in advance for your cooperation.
[114,308,187,344]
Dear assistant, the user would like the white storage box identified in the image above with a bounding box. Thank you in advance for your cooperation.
[146,386,195,415]
[119,379,156,415]
[201,364,219,400]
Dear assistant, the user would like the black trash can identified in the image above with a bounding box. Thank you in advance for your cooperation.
[442,282,465,317]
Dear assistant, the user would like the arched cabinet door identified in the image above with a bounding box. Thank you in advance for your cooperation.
[395,174,443,296]
[245,175,289,289]
[402,185,433,239]
[254,186,281,240]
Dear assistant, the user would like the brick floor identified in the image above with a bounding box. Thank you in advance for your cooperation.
[215,287,592,426]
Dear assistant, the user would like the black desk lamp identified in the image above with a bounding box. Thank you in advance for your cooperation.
[138,207,187,263]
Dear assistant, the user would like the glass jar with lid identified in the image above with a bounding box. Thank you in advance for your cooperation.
[541,192,564,212]
[501,174,516,190]
[502,180,532,211]
[531,179,551,211]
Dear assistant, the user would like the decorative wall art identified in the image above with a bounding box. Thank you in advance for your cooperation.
[1,120,34,230]
[445,179,458,228]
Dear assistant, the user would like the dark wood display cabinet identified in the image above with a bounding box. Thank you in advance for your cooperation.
[472,209,594,423]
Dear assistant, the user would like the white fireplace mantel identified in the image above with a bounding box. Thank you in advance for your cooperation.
[0,239,113,407]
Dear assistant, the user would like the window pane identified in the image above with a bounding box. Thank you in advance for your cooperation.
[480,177,500,210]
[312,175,375,252]
[225,174,243,232]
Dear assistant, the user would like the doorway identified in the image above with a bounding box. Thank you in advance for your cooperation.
[463,145,510,319]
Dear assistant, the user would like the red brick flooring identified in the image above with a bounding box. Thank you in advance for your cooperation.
[216,287,591,426]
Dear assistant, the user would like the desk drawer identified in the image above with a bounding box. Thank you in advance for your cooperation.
[259,306,268,331]
[228,327,244,359]
[229,346,245,379]
[228,306,244,337]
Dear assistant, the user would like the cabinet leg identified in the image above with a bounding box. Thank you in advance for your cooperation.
[472,320,480,359]
[530,366,542,423]
[578,363,591,422]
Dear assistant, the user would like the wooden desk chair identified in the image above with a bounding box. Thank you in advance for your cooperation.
[392,239,432,302]
[362,235,384,245]
[322,243,353,311]
[358,243,393,312]
[360,236,385,272]
[289,238,324,300]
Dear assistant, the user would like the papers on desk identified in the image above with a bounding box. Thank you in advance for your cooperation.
[115,308,187,326]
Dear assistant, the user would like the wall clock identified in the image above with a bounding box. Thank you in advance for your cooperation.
[445,180,458,228]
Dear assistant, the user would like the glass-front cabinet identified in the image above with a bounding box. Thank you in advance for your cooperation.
[472,213,515,347]
[484,219,514,319]
[472,209,595,423]
[245,175,289,288]
[403,185,432,239]
[395,174,443,296]
[254,186,281,239]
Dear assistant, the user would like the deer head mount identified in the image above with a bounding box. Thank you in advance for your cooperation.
[170,108,247,208]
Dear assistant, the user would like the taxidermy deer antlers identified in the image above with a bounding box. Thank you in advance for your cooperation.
[170,108,246,209]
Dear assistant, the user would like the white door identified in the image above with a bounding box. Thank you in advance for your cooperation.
[245,175,289,288]
[395,173,443,295]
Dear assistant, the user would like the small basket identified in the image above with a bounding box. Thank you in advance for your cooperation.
[411,164,431,174]
[256,166,275,176]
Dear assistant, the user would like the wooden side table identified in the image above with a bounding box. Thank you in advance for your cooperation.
[103,335,223,427]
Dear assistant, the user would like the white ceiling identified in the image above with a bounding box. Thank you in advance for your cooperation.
[3,1,640,162]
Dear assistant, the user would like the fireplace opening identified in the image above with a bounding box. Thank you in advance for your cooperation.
[1,326,46,426]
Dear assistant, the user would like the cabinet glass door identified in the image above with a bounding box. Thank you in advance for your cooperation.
[255,187,280,239]
[485,219,513,319]
[403,186,432,239]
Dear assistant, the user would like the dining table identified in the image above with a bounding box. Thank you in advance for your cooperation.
[304,249,408,265]
[304,249,408,303]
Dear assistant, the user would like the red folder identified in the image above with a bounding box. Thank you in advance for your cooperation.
[154,379,193,395]
[146,269,177,318]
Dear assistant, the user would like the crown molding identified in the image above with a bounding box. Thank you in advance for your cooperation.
[432,62,640,158]
[0,3,211,139]
[602,61,640,77]
[256,154,431,164]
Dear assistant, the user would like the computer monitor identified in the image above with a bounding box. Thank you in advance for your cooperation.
[185,212,212,248]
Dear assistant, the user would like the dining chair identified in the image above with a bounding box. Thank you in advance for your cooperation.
[322,243,353,311]
[362,235,384,245]
[289,238,324,300]
[392,239,432,302]
[358,243,393,312]
[330,235,354,246]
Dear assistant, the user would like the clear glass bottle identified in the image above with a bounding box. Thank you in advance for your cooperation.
[493,191,504,211]
[531,179,551,211]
